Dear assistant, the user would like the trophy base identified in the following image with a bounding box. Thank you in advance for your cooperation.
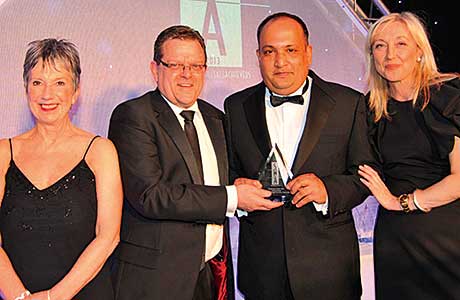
[269,193,292,203]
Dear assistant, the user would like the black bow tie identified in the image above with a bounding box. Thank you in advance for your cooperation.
[269,80,309,107]
[270,94,304,107]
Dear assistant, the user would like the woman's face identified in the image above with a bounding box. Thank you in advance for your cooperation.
[26,58,79,125]
[371,21,422,87]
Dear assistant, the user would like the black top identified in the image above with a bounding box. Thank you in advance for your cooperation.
[0,136,113,299]
[380,98,450,195]
[370,79,460,299]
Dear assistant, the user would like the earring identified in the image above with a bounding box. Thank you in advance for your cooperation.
[416,56,422,62]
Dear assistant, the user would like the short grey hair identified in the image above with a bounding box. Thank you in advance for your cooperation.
[23,38,81,92]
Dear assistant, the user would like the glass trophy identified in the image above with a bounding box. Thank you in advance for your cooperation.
[257,144,293,202]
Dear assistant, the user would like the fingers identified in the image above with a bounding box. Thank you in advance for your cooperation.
[291,187,325,208]
[359,165,380,183]
[235,184,283,212]
[234,177,262,188]
[236,173,328,211]
[291,186,313,207]
[359,164,378,175]
[241,198,282,212]
[358,165,380,181]
[288,174,327,208]
[287,173,314,193]
[236,183,271,198]
[358,165,386,191]
[294,198,312,208]
[254,198,284,211]
[291,186,310,204]
[358,165,399,210]
[236,184,276,212]
[359,177,371,188]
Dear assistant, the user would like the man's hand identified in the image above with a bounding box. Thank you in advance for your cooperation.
[234,177,262,188]
[287,173,327,208]
[234,178,283,212]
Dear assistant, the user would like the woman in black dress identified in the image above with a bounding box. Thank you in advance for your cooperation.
[0,39,122,300]
[358,12,460,299]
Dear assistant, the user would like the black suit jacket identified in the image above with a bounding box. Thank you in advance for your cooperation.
[224,72,375,300]
[109,89,234,300]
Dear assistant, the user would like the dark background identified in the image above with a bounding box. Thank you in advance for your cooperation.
[357,0,459,73]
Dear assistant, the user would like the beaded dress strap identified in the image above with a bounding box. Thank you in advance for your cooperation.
[83,136,100,160]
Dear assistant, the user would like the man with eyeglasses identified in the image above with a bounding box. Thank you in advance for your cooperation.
[109,25,280,300]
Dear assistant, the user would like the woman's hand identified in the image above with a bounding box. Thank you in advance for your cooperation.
[358,164,400,211]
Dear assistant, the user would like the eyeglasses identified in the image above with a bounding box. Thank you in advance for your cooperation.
[159,60,207,73]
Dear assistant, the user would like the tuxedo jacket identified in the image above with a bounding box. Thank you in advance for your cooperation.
[108,89,234,300]
[224,71,375,300]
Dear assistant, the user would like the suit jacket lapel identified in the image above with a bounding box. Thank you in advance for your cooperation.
[292,73,336,174]
[153,91,203,184]
[243,83,272,159]
[199,101,229,185]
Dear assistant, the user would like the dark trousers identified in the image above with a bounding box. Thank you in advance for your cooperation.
[244,278,295,300]
[192,262,216,300]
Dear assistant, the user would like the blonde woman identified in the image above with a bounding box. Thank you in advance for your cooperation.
[359,12,460,299]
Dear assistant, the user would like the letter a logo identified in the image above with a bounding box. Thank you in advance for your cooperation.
[202,0,226,56]
[181,0,242,67]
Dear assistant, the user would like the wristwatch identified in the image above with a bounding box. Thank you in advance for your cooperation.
[398,194,410,213]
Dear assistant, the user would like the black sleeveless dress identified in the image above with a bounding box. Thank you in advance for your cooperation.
[370,81,460,300]
[0,136,114,299]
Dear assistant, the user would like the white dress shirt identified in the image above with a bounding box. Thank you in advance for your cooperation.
[165,98,237,262]
[265,76,328,214]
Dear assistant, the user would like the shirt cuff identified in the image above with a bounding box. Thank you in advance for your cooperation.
[313,195,329,215]
[225,185,238,217]
[236,209,248,217]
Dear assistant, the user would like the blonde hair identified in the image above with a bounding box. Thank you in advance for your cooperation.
[365,12,459,122]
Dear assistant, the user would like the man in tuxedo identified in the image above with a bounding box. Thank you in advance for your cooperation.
[224,12,375,300]
[109,25,280,300]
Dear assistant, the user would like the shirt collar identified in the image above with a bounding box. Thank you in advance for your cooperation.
[161,93,200,117]
[265,76,313,106]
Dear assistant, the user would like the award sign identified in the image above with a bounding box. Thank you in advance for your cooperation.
[257,144,293,203]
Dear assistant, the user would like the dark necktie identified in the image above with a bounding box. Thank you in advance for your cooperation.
[269,79,309,107]
[180,110,204,184]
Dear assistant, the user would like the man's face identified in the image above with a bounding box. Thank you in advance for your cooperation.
[257,17,312,95]
[151,38,206,108]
